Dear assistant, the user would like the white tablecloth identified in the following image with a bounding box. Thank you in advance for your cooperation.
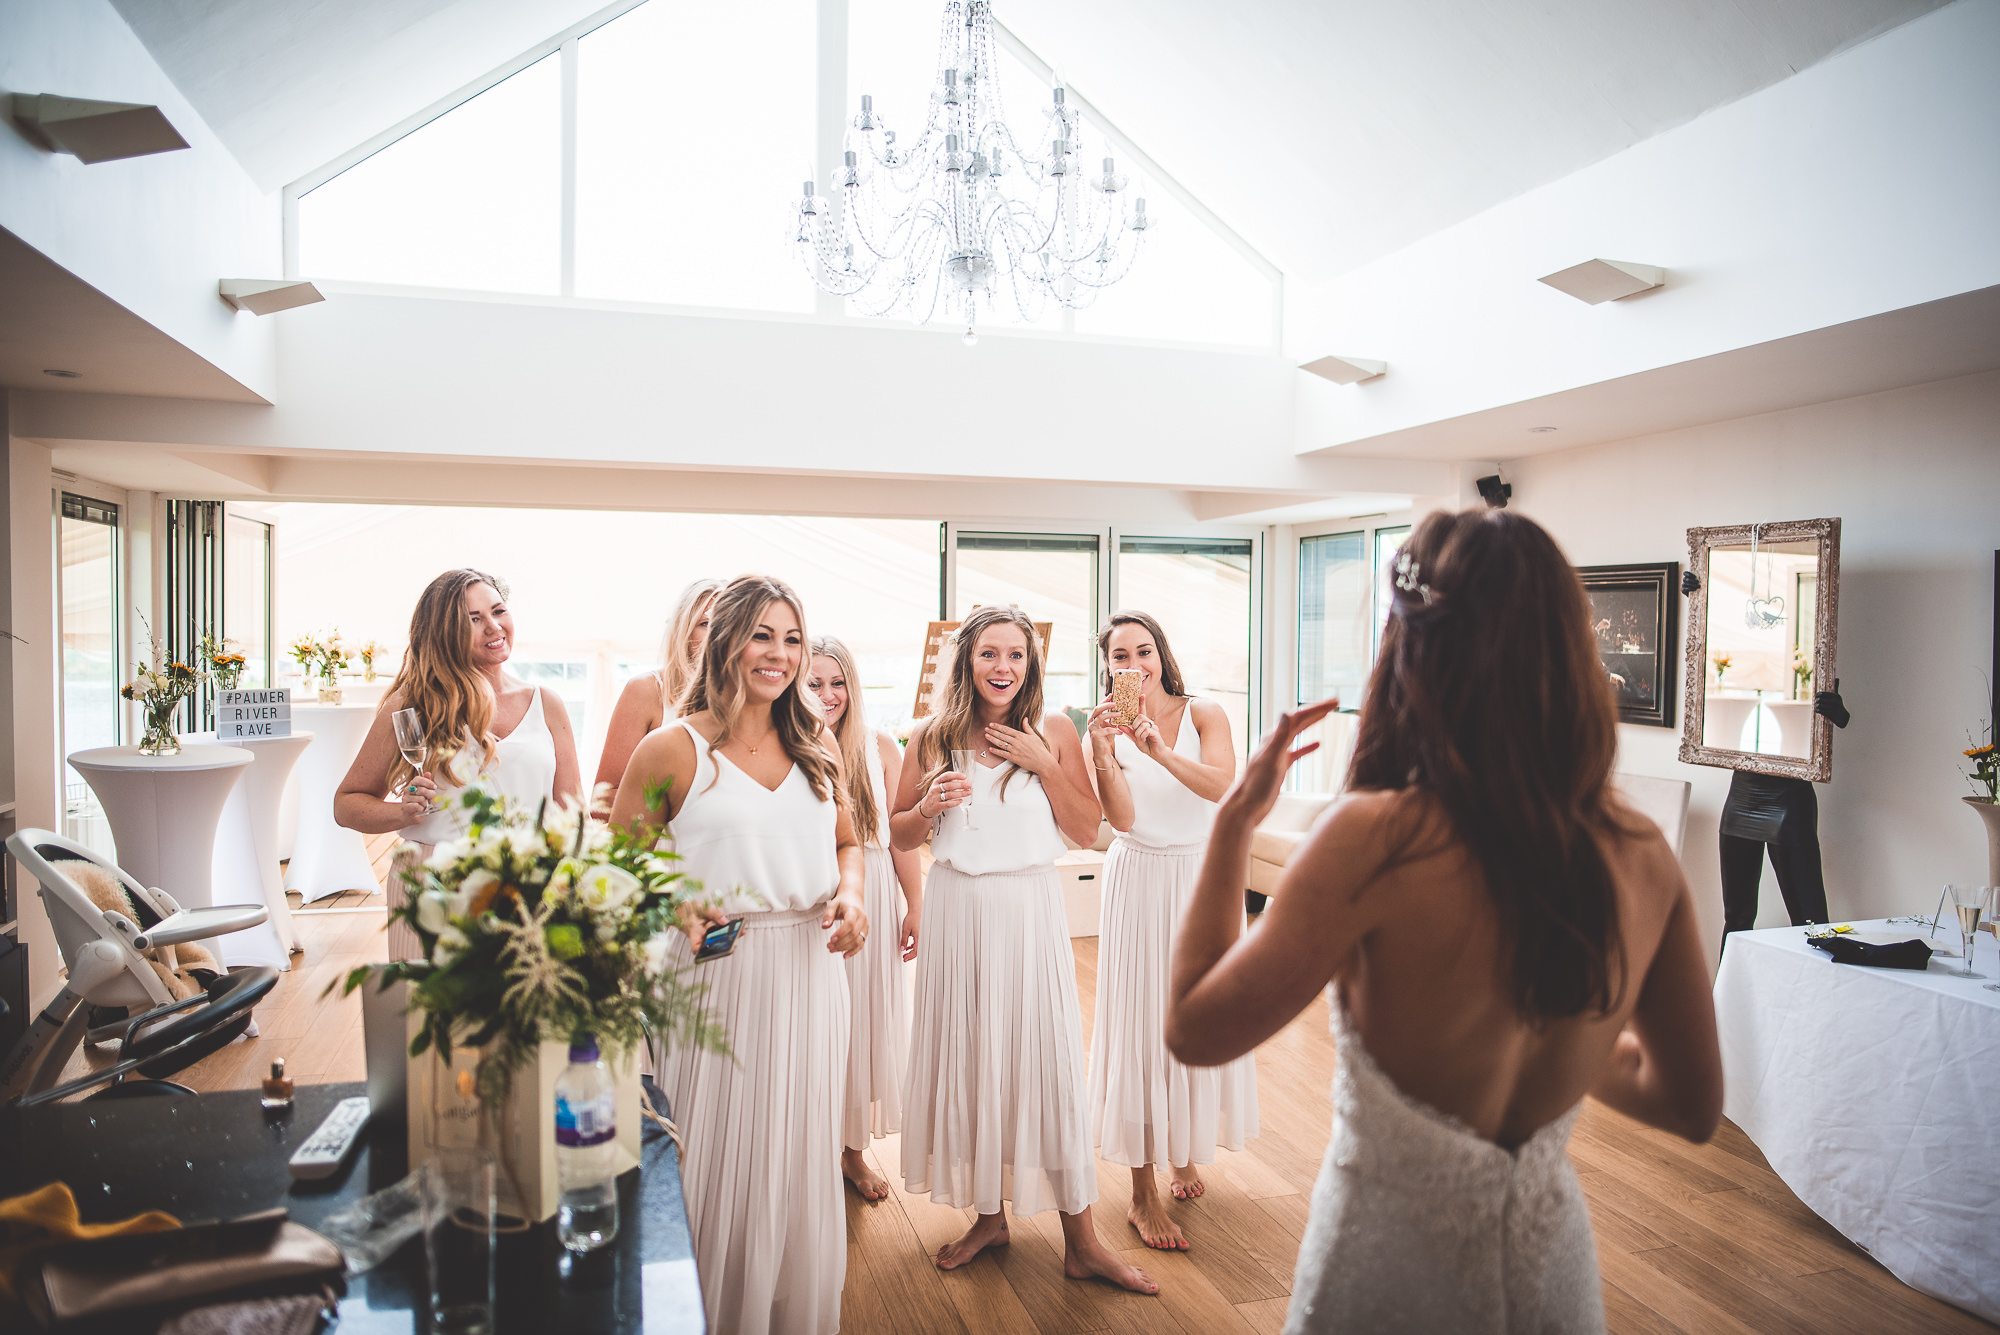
[1716,919,2000,1323]
[186,730,314,969]
[67,745,252,910]
[282,705,380,902]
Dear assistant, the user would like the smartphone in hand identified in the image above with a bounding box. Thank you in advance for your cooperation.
[694,917,744,962]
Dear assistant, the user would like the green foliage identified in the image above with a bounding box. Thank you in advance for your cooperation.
[331,784,730,1105]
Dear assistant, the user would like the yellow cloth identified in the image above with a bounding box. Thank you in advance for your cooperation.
[0,1182,180,1307]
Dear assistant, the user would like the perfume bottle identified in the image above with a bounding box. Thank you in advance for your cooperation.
[261,1058,294,1110]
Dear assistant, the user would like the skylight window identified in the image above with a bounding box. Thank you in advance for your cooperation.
[286,0,1278,349]
[296,55,561,294]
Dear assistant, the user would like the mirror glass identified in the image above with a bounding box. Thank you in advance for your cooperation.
[1700,538,1820,759]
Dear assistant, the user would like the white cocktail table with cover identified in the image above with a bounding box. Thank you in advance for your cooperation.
[66,744,254,921]
[1715,920,2000,1323]
[185,730,315,969]
[283,704,380,902]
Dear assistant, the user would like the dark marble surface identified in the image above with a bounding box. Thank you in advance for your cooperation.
[1,1081,702,1333]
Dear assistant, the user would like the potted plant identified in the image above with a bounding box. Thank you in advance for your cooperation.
[336,784,726,1222]
[1964,720,2000,886]
[122,614,206,756]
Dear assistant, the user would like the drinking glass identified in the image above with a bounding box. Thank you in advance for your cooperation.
[421,1150,497,1335]
[393,708,430,815]
[950,749,980,831]
[1946,883,1986,979]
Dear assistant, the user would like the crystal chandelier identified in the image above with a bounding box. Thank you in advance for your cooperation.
[794,0,1150,344]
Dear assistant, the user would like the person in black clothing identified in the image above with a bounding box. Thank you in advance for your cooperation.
[1718,686,1850,944]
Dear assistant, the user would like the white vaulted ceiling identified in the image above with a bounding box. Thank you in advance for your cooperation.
[108,0,1948,280]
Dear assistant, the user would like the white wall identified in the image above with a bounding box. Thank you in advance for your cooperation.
[0,0,279,401]
[1288,0,2000,453]
[7,434,61,1006]
[1506,368,2000,958]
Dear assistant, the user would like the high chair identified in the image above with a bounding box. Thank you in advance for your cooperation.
[1,829,276,1103]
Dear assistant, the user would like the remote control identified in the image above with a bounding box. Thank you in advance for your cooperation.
[289,1096,372,1180]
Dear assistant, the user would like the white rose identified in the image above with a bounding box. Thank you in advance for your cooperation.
[426,839,467,870]
[416,891,450,935]
[450,868,499,918]
[596,922,617,943]
[434,925,469,967]
[504,827,546,861]
[575,863,642,914]
[641,934,672,977]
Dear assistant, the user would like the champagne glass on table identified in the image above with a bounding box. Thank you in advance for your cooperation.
[393,708,430,816]
[950,749,980,831]
[1946,883,1986,979]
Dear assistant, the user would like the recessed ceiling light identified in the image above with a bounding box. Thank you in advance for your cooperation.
[42,368,82,378]
[1527,425,1557,433]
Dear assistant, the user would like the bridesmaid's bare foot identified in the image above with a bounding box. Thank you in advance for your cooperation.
[1127,1168,1188,1250]
[842,1148,890,1202]
[936,1212,1010,1269]
[1168,1165,1205,1200]
[1060,1206,1160,1294]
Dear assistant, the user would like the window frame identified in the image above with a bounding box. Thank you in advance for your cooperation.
[280,0,1282,354]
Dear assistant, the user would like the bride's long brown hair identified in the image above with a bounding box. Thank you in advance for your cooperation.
[386,568,507,792]
[680,574,841,802]
[1347,509,1638,1021]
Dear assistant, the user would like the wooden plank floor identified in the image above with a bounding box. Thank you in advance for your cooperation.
[64,859,1994,1333]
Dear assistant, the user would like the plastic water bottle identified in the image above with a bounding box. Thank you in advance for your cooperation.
[555,1034,619,1253]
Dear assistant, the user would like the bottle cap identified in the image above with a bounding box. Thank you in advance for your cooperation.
[569,1034,599,1062]
[270,1058,285,1079]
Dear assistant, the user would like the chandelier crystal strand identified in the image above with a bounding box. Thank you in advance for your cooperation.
[795,0,1150,341]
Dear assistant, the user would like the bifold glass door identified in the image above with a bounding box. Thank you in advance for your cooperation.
[58,494,120,856]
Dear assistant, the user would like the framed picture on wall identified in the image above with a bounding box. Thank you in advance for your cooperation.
[1577,562,1680,728]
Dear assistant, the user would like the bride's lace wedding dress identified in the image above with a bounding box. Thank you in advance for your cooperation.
[1285,1005,1605,1333]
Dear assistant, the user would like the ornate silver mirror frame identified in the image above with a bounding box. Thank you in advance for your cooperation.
[1678,517,1842,782]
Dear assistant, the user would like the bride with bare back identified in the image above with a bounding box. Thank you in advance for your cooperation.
[611,574,868,1335]
[890,605,1157,1296]
[1168,509,1722,1333]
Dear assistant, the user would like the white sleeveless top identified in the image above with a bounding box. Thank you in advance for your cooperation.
[404,687,560,844]
[672,726,839,915]
[1113,704,1216,851]
[861,730,892,850]
[929,759,1067,876]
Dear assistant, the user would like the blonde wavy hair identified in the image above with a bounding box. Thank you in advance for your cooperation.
[810,635,881,847]
[658,578,723,717]
[915,605,1046,801]
[386,568,508,792]
[681,575,841,803]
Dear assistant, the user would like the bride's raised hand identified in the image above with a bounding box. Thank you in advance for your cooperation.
[1220,697,1341,829]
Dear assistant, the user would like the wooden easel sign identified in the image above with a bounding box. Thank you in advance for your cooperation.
[912,618,1053,719]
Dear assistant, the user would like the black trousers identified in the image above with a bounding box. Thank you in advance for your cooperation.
[1719,771,1829,938]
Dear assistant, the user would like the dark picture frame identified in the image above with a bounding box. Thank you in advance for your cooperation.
[1578,562,1680,728]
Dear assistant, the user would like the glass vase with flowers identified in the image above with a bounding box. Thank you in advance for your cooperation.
[122,615,207,756]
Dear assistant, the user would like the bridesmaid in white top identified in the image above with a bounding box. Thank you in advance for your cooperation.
[336,569,581,957]
[806,636,924,1202]
[1084,610,1256,1252]
[593,577,721,809]
[890,605,1157,1296]
[612,574,868,1335]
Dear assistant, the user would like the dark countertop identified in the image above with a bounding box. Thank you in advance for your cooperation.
[1,1081,702,1333]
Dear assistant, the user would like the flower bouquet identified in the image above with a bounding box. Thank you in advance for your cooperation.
[291,630,350,702]
[122,615,206,756]
[359,638,386,683]
[200,631,247,691]
[1791,647,1813,696]
[1965,724,1998,804]
[1711,650,1732,684]
[336,783,725,1218]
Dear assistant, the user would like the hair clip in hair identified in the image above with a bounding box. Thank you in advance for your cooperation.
[491,575,512,600]
[1393,552,1433,605]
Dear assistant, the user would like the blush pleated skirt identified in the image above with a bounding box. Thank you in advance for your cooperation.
[659,905,849,1335]
[1088,838,1260,1169]
[842,844,908,1148]
[901,863,1098,1218]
